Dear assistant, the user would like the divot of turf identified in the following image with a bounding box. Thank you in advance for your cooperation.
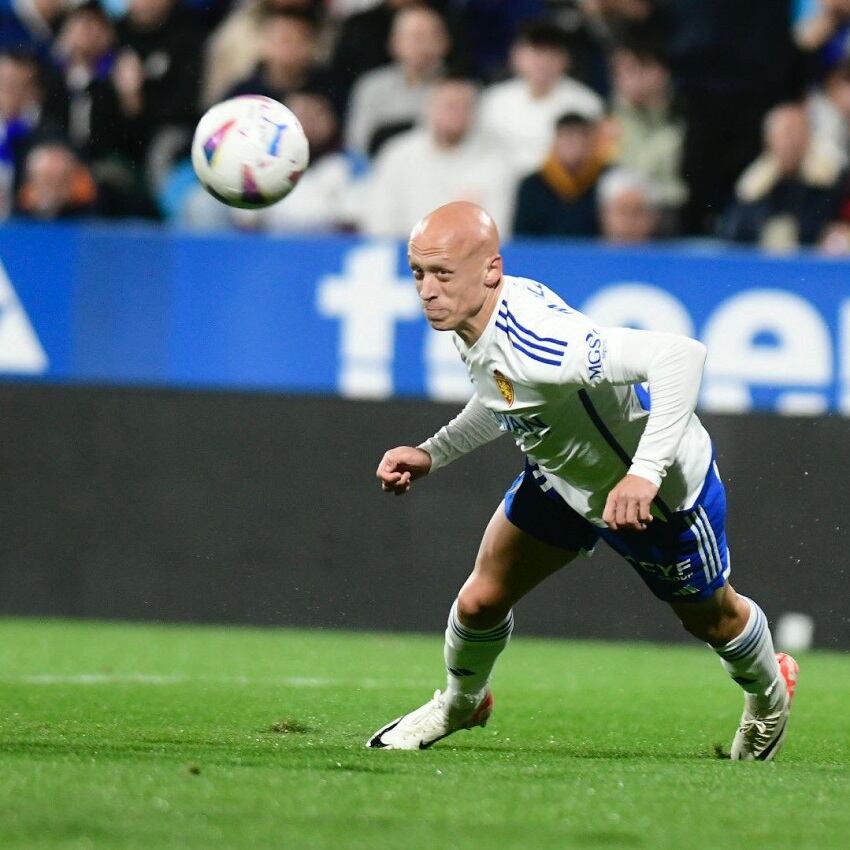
[266,719,311,734]
[713,743,731,759]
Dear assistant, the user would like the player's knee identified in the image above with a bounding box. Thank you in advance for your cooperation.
[456,582,511,629]
[674,585,748,645]
[677,610,737,646]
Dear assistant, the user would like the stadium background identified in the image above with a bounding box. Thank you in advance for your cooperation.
[2,0,850,649]
[2,3,850,849]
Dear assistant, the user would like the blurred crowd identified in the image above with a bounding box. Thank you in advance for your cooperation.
[5,0,850,252]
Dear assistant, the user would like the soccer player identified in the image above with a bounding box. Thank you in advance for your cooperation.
[367,201,798,760]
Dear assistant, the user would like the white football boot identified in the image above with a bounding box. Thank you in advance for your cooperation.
[367,689,493,750]
[730,653,799,761]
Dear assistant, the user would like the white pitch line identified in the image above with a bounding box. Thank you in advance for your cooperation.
[1,673,431,689]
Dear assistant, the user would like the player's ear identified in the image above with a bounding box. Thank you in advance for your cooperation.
[484,254,503,287]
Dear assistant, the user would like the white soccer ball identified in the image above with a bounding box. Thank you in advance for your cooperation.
[191,95,310,209]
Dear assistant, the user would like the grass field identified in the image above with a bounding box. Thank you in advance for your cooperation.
[0,619,848,850]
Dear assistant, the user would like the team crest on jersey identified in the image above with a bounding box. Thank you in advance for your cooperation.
[494,370,514,406]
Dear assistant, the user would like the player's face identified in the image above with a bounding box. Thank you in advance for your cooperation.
[408,240,499,333]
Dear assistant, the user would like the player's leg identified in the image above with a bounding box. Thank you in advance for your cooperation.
[670,582,786,703]
[367,506,578,750]
[443,505,579,705]
[368,463,593,750]
[670,584,798,761]
[599,457,797,760]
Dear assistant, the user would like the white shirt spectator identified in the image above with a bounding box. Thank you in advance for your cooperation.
[361,127,516,237]
[345,64,436,155]
[345,5,450,156]
[259,150,366,232]
[181,151,366,233]
[479,77,603,174]
[808,90,850,164]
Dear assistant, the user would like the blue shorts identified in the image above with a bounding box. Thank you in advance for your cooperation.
[503,458,730,603]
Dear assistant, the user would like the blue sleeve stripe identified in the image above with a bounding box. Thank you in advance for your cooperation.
[500,300,569,346]
[496,323,563,365]
[633,383,652,411]
[497,313,566,355]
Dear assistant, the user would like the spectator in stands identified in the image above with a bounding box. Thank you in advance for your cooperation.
[818,215,850,253]
[607,40,685,229]
[202,0,325,109]
[579,0,670,41]
[0,51,42,218]
[15,140,98,219]
[809,57,850,159]
[478,20,603,174]
[668,0,803,235]
[40,1,143,165]
[181,88,365,232]
[452,0,544,81]
[512,111,608,238]
[345,5,450,157]
[796,0,850,80]
[720,103,845,250]
[361,76,516,236]
[597,166,660,243]
[227,9,330,102]
[0,0,64,56]
[330,0,470,111]
[567,0,674,94]
[114,0,206,187]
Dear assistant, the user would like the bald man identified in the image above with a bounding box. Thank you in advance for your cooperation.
[367,202,798,760]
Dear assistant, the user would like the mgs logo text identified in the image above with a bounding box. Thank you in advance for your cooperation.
[585,331,604,384]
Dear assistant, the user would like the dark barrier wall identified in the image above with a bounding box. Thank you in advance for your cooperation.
[1,384,848,648]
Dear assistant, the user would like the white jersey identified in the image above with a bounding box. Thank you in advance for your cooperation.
[420,275,713,526]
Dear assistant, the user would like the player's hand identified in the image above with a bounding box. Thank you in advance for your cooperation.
[603,474,658,532]
[376,446,432,495]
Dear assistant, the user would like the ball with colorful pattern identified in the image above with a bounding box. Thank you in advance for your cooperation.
[191,95,310,209]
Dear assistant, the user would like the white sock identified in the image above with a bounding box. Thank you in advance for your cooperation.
[444,599,513,703]
[714,596,782,711]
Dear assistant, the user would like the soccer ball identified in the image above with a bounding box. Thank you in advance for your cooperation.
[191,95,310,209]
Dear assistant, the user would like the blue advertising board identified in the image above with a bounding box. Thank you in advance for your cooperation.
[1,222,848,415]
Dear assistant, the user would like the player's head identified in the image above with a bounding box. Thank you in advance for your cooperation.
[408,202,503,338]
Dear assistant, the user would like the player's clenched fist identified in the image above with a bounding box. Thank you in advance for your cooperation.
[603,474,659,532]
[376,446,432,495]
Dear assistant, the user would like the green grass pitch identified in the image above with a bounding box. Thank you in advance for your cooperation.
[0,619,848,850]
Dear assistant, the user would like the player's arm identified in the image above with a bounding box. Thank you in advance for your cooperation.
[509,304,706,529]
[598,328,707,531]
[376,394,503,495]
